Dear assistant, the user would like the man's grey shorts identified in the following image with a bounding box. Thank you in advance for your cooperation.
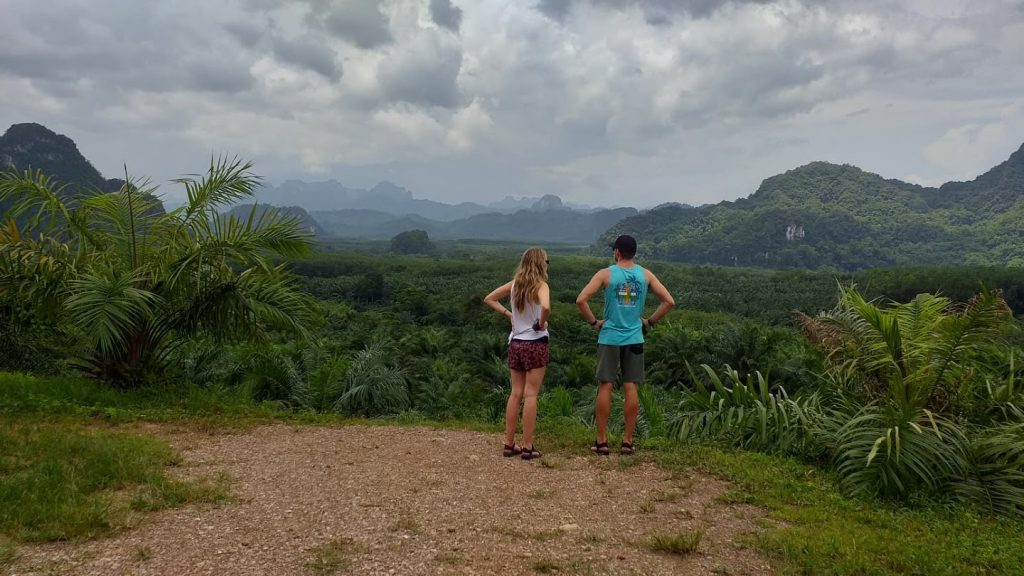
[596,344,645,385]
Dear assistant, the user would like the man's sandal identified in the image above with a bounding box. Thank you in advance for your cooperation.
[521,446,542,460]
[503,443,523,457]
[620,441,636,456]
[591,440,610,456]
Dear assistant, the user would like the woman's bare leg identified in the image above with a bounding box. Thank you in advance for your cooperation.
[521,366,546,448]
[505,369,526,446]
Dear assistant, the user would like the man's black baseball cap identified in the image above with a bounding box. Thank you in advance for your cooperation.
[609,235,637,257]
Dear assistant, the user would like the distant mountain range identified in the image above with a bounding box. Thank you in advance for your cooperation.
[226,204,325,237]
[9,121,1022,269]
[254,179,635,244]
[0,122,631,246]
[254,180,598,221]
[310,204,638,243]
[604,143,1024,269]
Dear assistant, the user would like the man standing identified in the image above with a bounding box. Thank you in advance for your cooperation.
[576,235,675,455]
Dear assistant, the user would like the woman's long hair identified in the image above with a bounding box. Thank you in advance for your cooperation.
[512,247,548,312]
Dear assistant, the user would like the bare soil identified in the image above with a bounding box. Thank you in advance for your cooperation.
[8,424,772,575]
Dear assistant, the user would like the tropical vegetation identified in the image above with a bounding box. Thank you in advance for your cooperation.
[0,157,313,385]
[3,159,1024,574]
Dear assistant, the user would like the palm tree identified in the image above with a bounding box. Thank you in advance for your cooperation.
[0,157,313,386]
[800,286,1016,502]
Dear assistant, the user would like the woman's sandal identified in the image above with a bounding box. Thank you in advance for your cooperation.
[590,440,610,456]
[521,446,542,460]
[503,443,523,457]
[620,441,636,456]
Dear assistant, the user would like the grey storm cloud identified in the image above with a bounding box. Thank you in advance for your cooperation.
[2,0,1023,209]
[378,36,463,108]
[186,60,255,93]
[306,0,393,49]
[0,0,257,95]
[535,0,777,23]
[225,22,265,49]
[270,35,342,81]
[429,0,463,33]
[225,21,341,82]
[536,0,572,22]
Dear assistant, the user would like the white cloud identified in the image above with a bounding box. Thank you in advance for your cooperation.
[0,0,1022,205]
[922,100,1024,183]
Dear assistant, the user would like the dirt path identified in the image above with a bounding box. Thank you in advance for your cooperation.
[10,425,772,575]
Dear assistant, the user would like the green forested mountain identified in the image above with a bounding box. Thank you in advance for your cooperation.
[0,123,122,193]
[0,123,165,218]
[604,143,1024,270]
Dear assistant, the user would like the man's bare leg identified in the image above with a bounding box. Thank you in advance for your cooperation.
[622,382,639,446]
[595,382,614,444]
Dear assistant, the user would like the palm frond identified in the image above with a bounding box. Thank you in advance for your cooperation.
[668,364,822,455]
[64,271,162,358]
[175,156,261,227]
[334,341,410,416]
[952,422,1024,517]
[831,404,970,499]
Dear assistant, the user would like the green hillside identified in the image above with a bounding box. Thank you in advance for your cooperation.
[0,123,166,220]
[605,143,1024,270]
[0,123,120,193]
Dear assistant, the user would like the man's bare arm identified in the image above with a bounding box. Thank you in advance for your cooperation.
[644,269,675,327]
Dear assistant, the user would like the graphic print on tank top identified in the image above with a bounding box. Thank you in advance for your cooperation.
[615,271,643,308]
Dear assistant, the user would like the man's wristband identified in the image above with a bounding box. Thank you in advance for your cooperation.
[648,317,656,326]
[589,318,598,326]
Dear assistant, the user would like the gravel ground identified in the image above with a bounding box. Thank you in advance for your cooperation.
[8,424,772,576]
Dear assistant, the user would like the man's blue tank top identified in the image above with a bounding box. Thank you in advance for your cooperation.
[598,264,647,346]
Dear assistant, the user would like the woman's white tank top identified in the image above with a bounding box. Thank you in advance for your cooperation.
[510,282,550,343]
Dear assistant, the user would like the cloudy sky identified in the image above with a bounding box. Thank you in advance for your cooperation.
[1,0,1023,207]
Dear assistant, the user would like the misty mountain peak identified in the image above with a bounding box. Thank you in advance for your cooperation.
[370,180,413,201]
[531,194,564,211]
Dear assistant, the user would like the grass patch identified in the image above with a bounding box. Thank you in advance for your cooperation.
[639,500,656,513]
[490,525,527,539]
[568,558,596,575]
[645,530,704,556]
[0,539,15,569]
[533,529,563,542]
[306,538,363,575]
[0,372,274,427]
[0,417,230,543]
[650,489,680,503]
[434,551,463,565]
[532,559,560,573]
[133,545,153,562]
[655,445,1024,575]
[617,455,641,470]
[388,515,422,535]
[539,456,564,469]
[529,488,553,499]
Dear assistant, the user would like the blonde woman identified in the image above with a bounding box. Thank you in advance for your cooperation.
[484,247,551,460]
